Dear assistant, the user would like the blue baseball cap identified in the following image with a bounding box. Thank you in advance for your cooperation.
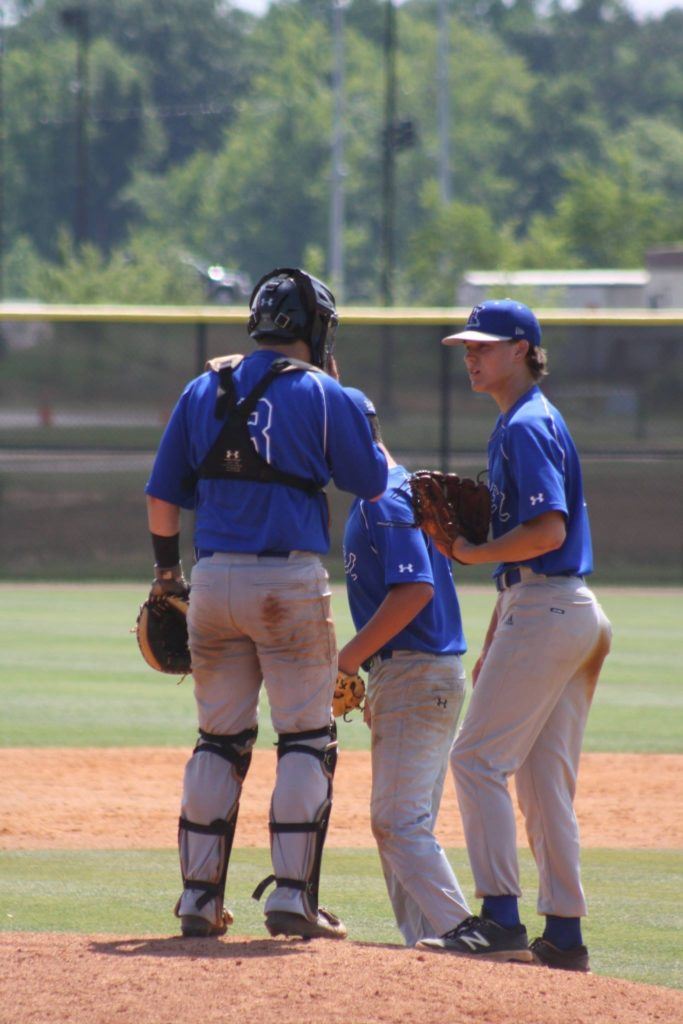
[442,298,542,348]
[344,386,377,418]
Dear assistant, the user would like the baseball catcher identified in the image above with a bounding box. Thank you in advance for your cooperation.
[332,669,366,719]
[409,471,491,551]
[135,564,191,676]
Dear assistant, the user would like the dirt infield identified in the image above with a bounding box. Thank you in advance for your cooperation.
[2,748,681,850]
[2,932,682,1024]
[2,748,682,1024]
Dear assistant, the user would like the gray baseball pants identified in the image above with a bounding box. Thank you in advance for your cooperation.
[179,551,337,924]
[368,650,471,945]
[451,572,612,918]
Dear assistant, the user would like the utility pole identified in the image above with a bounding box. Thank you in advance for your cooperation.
[0,6,5,300]
[61,6,90,246]
[329,0,346,301]
[437,0,452,204]
[380,0,397,309]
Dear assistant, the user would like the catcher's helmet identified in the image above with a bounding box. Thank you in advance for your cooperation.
[248,267,339,369]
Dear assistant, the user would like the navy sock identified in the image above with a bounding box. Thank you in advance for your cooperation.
[482,895,520,929]
[543,915,583,950]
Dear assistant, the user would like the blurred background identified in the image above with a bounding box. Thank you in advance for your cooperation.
[0,0,682,583]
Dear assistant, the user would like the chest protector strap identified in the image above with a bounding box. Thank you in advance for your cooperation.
[196,356,322,495]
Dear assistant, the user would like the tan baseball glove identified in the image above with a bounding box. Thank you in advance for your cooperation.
[409,470,491,549]
[332,670,366,719]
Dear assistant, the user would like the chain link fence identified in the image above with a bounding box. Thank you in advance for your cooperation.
[1,308,681,583]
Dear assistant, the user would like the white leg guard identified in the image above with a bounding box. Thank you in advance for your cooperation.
[175,726,257,931]
[252,722,337,922]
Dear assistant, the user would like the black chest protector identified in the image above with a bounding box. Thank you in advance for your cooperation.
[195,356,322,496]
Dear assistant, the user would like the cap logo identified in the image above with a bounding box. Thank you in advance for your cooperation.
[467,305,484,328]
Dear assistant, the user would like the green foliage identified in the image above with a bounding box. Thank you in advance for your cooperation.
[3,0,683,301]
[7,229,205,304]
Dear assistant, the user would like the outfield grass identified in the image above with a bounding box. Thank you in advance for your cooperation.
[0,848,680,989]
[1,583,681,991]
[0,584,681,752]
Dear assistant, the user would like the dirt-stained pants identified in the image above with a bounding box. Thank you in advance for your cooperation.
[451,574,612,919]
[178,552,337,925]
[368,650,471,945]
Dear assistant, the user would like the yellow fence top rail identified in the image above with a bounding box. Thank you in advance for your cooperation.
[1,302,683,327]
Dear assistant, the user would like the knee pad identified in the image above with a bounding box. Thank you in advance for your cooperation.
[176,726,257,923]
[252,720,337,921]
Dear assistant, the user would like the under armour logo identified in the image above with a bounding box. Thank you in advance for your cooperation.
[398,563,414,573]
[222,449,242,471]
[529,492,545,506]
[436,697,448,708]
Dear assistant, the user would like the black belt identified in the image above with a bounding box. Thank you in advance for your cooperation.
[495,568,584,593]
[196,549,291,560]
[361,648,395,671]
[361,648,461,671]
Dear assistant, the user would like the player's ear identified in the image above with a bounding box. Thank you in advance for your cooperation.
[514,339,530,360]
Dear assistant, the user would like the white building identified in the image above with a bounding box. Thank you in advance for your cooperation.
[457,248,683,309]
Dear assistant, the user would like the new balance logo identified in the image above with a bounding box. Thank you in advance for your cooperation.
[398,563,414,573]
[529,492,545,506]
[459,929,491,952]
[503,614,514,626]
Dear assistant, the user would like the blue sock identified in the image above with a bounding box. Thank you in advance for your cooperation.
[543,915,583,950]
[482,895,520,929]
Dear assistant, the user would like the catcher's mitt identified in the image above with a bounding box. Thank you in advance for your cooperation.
[135,594,191,676]
[409,470,491,549]
[333,670,366,719]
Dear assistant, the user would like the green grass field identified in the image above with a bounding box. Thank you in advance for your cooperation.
[1,584,680,752]
[0,583,681,990]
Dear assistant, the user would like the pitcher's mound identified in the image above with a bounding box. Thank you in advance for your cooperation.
[2,933,682,1024]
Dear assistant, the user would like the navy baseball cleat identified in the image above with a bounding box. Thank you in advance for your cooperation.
[180,909,232,938]
[265,907,347,940]
[416,915,533,963]
[530,937,590,972]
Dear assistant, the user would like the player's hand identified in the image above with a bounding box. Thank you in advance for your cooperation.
[450,535,477,565]
[472,648,488,688]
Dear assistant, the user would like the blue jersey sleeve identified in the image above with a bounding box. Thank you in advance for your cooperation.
[323,381,388,498]
[505,420,568,523]
[145,385,198,510]
[366,490,434,588]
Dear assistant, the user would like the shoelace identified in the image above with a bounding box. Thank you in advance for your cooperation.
[441,915,482,941]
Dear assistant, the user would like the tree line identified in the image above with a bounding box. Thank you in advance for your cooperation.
[3,0,683,305]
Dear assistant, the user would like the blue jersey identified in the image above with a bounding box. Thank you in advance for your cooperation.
[343,465,466,656]
[488,385,593,578]
[146,349,388,554]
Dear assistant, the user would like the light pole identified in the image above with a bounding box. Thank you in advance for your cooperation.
[437,0,452,204]
[0,6,5,299]
[61,6,90,247]
[329,0,346,301]
[380,0,397,310]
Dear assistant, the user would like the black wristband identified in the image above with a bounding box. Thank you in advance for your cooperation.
[151,532,180,568]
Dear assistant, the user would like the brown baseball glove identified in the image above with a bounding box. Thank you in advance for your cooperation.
[409,470,491,549]
[136,594,191,675]
[332,670,366,719]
